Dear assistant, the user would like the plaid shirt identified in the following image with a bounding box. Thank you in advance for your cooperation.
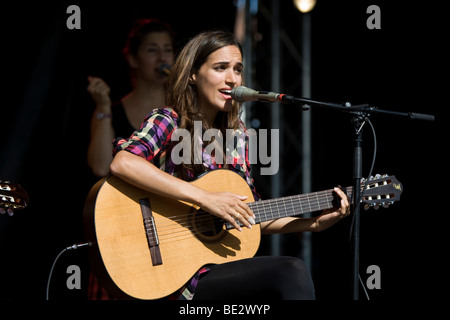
[112,107,259,299]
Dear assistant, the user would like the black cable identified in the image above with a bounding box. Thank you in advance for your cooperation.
[46,242,91,300]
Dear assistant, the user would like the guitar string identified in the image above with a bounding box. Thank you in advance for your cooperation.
[154,216,259,244]
[146,193,342,244]
[151,188,346,228]
[144,216,225,244]
[123,181,394,246]
[152,190,346,233]
[155,187,352,230]
[147,202,335,244]
[107,181,388,249]
[143,189,376,246]
[148,188,397,246]
[151,193,338,232]
[140,187,352,230]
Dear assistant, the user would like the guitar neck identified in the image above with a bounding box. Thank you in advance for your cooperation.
[226,186,353,229]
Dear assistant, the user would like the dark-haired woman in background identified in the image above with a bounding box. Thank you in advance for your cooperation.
[87,19,175,177]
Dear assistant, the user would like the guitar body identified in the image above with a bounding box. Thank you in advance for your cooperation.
[83,170,261,300]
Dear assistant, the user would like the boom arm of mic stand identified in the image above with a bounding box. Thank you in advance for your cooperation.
[346,105,435,122]
[282,95,436,122]
[281,95,348,110]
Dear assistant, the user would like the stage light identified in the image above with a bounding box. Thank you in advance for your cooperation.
[293,0,316,13]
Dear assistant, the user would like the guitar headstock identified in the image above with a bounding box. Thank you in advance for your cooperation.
[360,174,402,210]
[0,181,29,214]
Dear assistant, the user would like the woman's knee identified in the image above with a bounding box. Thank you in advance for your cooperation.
[276,257,315,299]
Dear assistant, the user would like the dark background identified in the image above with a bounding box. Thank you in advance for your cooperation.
[0,0,446,307]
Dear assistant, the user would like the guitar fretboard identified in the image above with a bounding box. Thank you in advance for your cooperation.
[225,186,353,229]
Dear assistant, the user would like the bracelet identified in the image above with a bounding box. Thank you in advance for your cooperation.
[95,112,112,120]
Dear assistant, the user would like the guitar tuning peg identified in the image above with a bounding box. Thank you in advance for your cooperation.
[373,205,380,210]
[375,173,381,179]
[382,174,389,177]
[364,204,370,210]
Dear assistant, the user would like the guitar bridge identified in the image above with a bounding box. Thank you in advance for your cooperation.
[140,198,163,266]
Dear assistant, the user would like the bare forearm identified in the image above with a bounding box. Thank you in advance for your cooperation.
[261,217,318,234]
[87,114,115,177]
[110,150,207,206]
[261,206,349,234]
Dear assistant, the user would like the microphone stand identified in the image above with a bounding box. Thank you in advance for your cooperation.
[280,94,435,299]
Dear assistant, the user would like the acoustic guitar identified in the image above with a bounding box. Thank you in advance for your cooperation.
[83,169,402,299]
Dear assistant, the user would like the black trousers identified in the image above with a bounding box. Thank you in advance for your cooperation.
[192,256,315,300]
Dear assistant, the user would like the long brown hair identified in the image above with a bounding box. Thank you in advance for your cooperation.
[165,30,244,178]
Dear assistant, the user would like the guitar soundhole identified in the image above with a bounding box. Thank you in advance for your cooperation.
[192,209,225,242]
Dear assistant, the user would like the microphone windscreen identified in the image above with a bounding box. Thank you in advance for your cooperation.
[159,64,170,75]
[231,86,254,102]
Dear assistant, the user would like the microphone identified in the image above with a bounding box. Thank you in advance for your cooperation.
[231,86,286,103]
[159,63,170,76]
